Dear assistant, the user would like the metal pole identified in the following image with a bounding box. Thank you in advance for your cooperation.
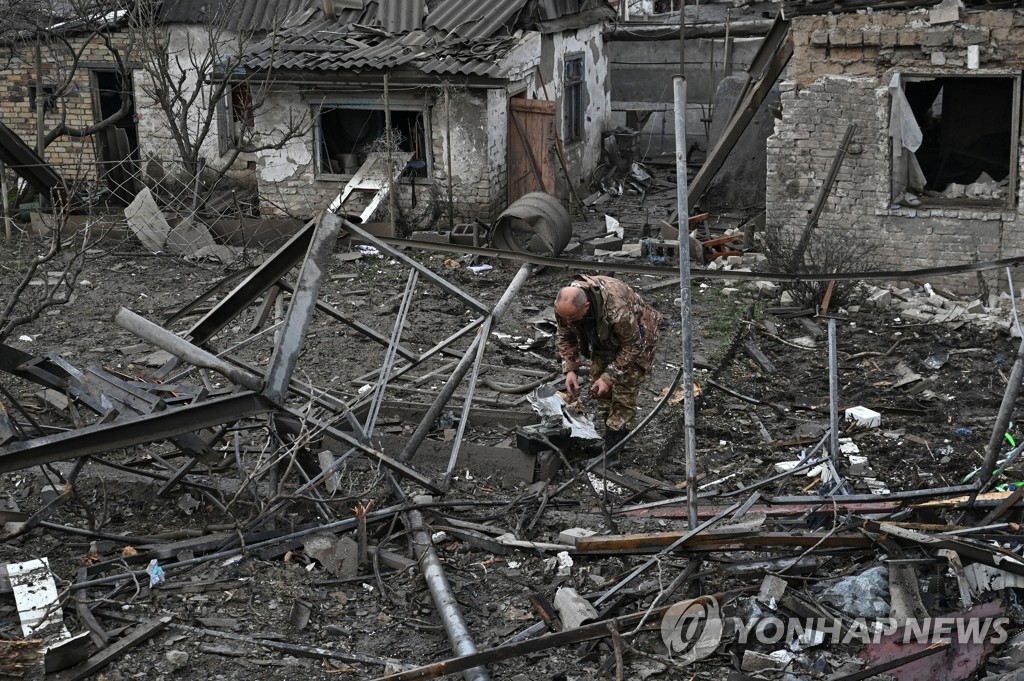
[114,308,264,392]
[678,2,685,76]
[828,318,839,466]
[1,159,10,242]
[364,269,418,437]
[673,76,698,529]
[408,498,491,681]
[384,73,396,236]
[399,263,533,464]
[445,86,454,232]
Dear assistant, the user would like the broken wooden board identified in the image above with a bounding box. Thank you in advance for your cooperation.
[575,530,872,554]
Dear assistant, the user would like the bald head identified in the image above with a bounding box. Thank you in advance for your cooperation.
[555,286,589,322]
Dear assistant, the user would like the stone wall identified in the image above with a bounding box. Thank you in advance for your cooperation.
[766,7,1024,293]
[0,31,131,183]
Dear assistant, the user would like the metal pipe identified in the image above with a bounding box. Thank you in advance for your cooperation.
[980,268,1024,490]
[408,497,490,681]
[673,75,699,529]
[828,318,839,466]
[399,264,533,463]
[365,270,418,437]
[114,308,264,392]
[443,318,493,489]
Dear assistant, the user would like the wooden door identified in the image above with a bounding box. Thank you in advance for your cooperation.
[508,97,555,204]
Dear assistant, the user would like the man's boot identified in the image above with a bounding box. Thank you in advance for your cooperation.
[589,429,627,468]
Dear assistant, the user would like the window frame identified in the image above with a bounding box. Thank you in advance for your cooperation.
[891,72,1021,210]
[563,54,585,144]
[218,83,255,156]
[309,95,433,181]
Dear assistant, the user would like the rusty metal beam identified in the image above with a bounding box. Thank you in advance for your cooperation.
[341,219,488,314]
[0,392,271,474]
[264,212,341,403]
[187,218,317,346]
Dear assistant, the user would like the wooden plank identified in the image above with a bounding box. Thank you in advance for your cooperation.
[53,616,171,681]
[510,98,556,115]
[686,17,792,207]
[575,531,872,554]
[624,500,902,519]
[743,342,776,373]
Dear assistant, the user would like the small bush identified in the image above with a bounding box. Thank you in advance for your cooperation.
[758,222,876,308]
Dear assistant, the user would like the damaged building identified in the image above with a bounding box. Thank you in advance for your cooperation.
[221,0,617,224]
[766,1,1024,293]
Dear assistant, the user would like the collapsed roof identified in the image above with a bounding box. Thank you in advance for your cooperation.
[214,0,615,80]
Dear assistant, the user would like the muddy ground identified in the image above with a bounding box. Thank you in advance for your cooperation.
[1,205,1022,680]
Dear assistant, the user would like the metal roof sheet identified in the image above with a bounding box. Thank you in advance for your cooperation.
[425,0,527,39]
[378,0,426,34]
[241,23,524,77]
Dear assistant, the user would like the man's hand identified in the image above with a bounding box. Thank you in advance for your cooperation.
[590,378,611,398]
[565,371,580,397]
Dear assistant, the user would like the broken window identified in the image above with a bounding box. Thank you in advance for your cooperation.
[217,83,255,155]
[314,104,429,178]
[29,83,57,114]
[890,74,1020,208]
[563,55,585,143]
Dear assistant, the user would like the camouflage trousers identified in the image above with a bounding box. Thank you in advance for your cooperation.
[591,357,647,431]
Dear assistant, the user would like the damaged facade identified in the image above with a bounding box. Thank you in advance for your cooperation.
[766,4,1024,293]
[0,3,139,200]
[233,0,615,223]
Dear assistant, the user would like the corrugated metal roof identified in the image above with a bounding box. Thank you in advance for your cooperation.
[158,0,374,31]
[241,23,519,77]
[425,0,528,39]
[378,0,426,34]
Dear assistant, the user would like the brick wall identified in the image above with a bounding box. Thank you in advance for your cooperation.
[766,8,1024,293]
[0,31,132,185]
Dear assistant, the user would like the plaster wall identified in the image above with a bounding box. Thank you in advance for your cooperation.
[538,23,612,203]
[254,87,501,224]
[766,9,1024,294]
[134,25,247,185]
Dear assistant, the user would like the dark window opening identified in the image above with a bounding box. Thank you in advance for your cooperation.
[564,55,584,143]
[93,71,138,149]
[317,107,428,177]
[92,69,140,205]
[218,84,254,155]
[232,84,255,131]
[900,76,1014,204]
[29,84,57,113]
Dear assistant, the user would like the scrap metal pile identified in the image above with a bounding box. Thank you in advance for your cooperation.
[2,211,1024,681]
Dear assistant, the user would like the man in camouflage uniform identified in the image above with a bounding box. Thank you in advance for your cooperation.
[554,274,662,463]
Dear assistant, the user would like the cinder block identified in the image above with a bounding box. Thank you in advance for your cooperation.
[653,240,679,261]
[450,223,479,246]
[410,230,450,244]
[583,236,623,255]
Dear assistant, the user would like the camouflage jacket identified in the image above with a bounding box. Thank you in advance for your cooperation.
[555,274,662,387]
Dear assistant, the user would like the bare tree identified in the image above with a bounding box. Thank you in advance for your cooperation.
[0,0,129,340]
[1,0,136,158]
[127,0,310,211]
